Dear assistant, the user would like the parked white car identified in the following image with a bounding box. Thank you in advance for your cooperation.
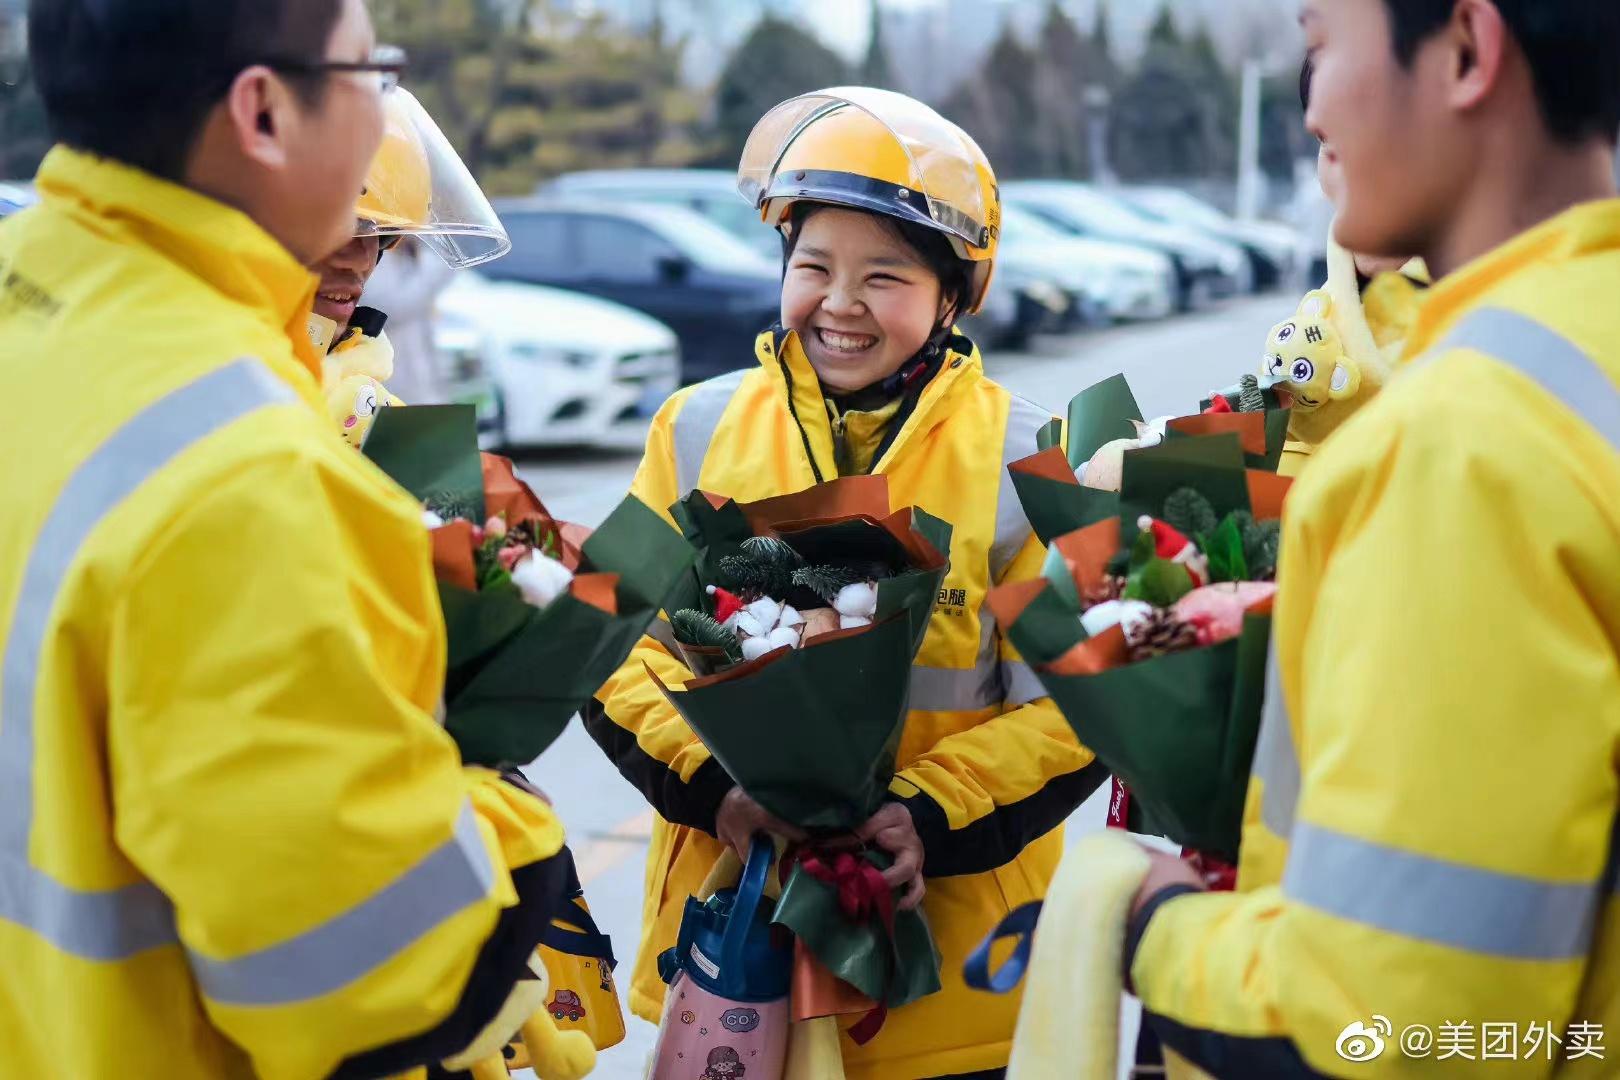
[1000,205,1177,323]
[1120,186,1301,293]
[438,274,681,449]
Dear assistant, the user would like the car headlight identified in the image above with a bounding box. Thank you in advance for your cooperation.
[506,342,597,369]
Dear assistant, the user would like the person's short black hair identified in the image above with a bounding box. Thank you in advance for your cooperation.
[28,0,343,181]
[783,203,972,326]
[1381,0,1620,144]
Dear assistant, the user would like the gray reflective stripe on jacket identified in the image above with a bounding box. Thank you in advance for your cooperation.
[1284,820,1603,960]
[0,360,292,961]
[673,370,748,499]
[669,367,1052,712]
[1253,306,1620,845]
[0,359,499,1007]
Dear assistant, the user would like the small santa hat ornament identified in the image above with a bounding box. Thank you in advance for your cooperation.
[1203,394,1233,414]
[706,585,744,625]
[1138,516,1210,586]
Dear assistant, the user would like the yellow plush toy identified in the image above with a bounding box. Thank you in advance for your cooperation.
[1261,289,1361,412]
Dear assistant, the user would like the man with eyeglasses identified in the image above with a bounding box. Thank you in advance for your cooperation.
[0,2,575,1077]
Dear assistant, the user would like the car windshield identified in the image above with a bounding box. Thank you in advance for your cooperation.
[1138,190,1227,229]
[651,207,779,274]
[1000,205,1069,246]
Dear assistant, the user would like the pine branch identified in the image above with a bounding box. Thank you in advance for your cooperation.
[739,536,804,571]
[1163,488,1218,540]
[671,609,742,662]
[791,564,864,604]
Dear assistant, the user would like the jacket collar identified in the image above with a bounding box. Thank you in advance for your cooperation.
[754,325,983,479]
[1404,197,1620,361]
[34,146,323,385]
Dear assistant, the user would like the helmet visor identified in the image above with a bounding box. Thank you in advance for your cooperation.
[354,88,511,270]
[737,86,991,249]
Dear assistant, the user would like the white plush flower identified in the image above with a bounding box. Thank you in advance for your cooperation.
[741,636,776,662]
[777,605,805,629]
[833,582,878,620]
[766,626,801,651]
[1080,599,1154,638]
[734,611,767,639]
[422,509,446,529]
[839,614,872,630]
[510,550,574,609]
[745,597,783,631]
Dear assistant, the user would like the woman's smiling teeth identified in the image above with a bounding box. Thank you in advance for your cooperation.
[320,291,356,304]
[816,327,878,354]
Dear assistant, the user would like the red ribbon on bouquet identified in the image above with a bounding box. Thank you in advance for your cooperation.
[782,846,895,1044]
[1106,777,1132,830]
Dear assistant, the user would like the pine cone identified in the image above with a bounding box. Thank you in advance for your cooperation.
[1125,607,1200,661]
[1081,574,1127,608]
[1238,374,1266,413]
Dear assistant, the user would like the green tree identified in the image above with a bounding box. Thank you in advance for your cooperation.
[1107,14,1237,180]
[709,16,851,168]
[374,0,707,194]
[942,28,1042,178]
[1147,6,1180,47]
[858,0,894,89]
[1089,0,1123,92]
[1028,0,1120,178]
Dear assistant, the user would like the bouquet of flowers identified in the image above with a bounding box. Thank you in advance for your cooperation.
[650,476,952,1039]
[362,404,694,767]
[992,377,1292,859]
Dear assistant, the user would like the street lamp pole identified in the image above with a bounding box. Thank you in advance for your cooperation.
[1085,84,1115,186]
[1235,58,1264,221]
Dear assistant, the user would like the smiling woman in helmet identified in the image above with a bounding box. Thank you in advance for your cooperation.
[309,87,509,445]
[584,88,1102,1080]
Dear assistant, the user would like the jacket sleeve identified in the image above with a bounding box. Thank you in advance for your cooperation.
[893,530,1105,878]
[580,391,735,834]
[109,448,569,1080]
[1127,383,1620,1076]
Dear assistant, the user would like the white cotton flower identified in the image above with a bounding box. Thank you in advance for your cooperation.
[1080,599,1154,639]
[422,509,446,529]
[746,597,783,631]
[1130,416,1174,449]
[741,636,776,662]
[767,626,801,651]
[734,612,767,639]
[777,605,805,629]
[839,614,872,631]
[510,551,574,609]
[834,582,878,619]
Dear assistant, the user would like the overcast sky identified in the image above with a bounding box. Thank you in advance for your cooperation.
[814,0,1302,66]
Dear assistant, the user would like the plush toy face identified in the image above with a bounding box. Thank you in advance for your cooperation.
[326,373,390,448]
[1263,290,1361,411]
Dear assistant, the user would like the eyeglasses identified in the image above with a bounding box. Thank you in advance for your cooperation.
[263,44,409,95]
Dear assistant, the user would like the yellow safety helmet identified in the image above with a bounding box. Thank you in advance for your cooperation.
[356,91,433,232]
[352,88,511,270]
[738,86,1000,314]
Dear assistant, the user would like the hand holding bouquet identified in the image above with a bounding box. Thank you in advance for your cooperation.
[362,405,694,767]
[651,476,952,1039]
[994,378,1292,858]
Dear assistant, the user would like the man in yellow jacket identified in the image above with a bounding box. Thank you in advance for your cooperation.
[0,2,569,1077]
[1125,2,1620,1075]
